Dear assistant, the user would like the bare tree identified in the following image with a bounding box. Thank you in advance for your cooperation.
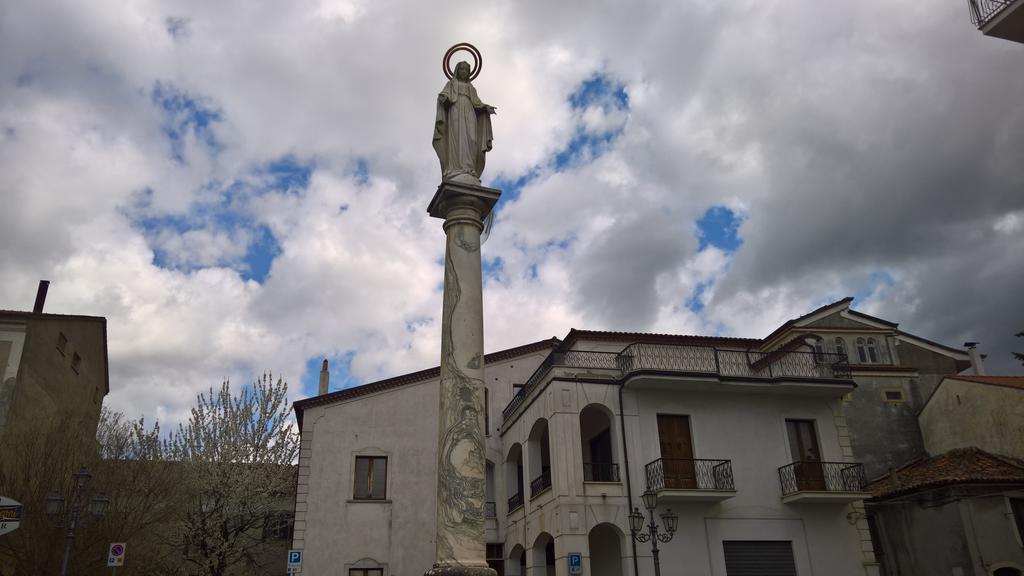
[161,374,299,576]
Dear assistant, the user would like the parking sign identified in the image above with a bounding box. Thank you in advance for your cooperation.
[568,552,582,574]
[288,549,303,573]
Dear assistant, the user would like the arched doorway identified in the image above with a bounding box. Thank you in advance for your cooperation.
[532,532,556,576]
[527,419,552,498]
[580,404,619,482]
[507,544,525,576]
[589,523,624,576]
[994,568,1023,576]
[506,443,524,512]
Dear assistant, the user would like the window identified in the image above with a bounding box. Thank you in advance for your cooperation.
[354,456,387,500]
[350,570,383,576]
[856,337,881,364]
[262,512,293,541]
[71,353,81,374]
[512,383,524,399]
[882,389,905,403]
[813,339,826,361]
[834,337,847,358]
[486,543,505,576]
[866,338,879,363]
[57,332,68,355]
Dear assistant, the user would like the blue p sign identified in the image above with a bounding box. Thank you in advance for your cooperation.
[568,552,582,574]
[288,550,302,565]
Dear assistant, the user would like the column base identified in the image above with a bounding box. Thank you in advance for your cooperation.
[424,563,498,576]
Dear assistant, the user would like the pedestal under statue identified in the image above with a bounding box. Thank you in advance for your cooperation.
[425,43,500,576]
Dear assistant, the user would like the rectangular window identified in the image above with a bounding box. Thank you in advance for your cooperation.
[512,383,524,398]
[354,456,387,500]
[57,332,68,355]
[349,570,383,576]
[71,352,81,374]
[882,389,905,403]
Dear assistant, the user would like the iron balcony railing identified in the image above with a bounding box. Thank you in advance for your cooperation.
[645,458,735,492]
[967,0,1018,27]
[530,466,552,497]
[503,344,850,423]
[485,501,496,518]
[583,462,621,482]
[507,492,523,513]
[778,461,868,496]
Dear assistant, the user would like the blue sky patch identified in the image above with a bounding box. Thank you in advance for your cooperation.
[696,206,743,252]
[265,156,314,193]
[152,82,222,163]
[686,281,712,313]
[301,353,361,397]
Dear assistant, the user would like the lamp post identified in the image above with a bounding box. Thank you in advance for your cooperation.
[46,465,111,576]
[629,490,678,576]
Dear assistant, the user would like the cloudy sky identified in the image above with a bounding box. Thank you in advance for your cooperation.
[2,0,1022,424]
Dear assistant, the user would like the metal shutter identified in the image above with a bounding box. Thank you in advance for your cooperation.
[723,541,798,576]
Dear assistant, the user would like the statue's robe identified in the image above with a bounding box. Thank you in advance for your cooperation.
[433,78,493,182]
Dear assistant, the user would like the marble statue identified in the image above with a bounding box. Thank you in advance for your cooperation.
[433,61,496,185]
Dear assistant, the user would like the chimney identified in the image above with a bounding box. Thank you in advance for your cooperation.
[32,280,50,313]
[318,359,330,395]
[964,342,986,376]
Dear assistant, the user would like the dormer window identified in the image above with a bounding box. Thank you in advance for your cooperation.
[813,339,826,361]
[856,337,880,364]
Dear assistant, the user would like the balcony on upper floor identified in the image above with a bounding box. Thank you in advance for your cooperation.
[778,461,871,503]
[645,458,737,502]
[968,0,1024,43]
[530,466,552,499]
[501,344,851,426]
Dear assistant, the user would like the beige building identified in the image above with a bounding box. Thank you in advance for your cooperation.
[291,298,981,576]
[867,376,1024,576]
[0,287,109,446]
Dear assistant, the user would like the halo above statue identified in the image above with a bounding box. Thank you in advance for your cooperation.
[442,42,482,81]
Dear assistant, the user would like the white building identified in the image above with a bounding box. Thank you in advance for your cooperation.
[293,299,977,576]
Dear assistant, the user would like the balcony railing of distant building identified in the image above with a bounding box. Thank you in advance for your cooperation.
[584,462,621,482]
[967,0,1018,27]
[645,458,735,492]
[778,461,868,496]
[507,492,523,513]
[530,466,552,498]
[502,344,851,423]
[485,501,497,518]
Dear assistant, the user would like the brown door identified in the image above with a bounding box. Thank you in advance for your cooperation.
[657,414,696,489]
[786,419,825,491]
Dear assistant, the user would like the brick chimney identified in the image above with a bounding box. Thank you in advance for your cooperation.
[318,359,330,395]
[964,342,986,376]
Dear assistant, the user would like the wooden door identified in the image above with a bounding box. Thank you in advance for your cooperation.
[657,414,696,489]
[786,419,825,491]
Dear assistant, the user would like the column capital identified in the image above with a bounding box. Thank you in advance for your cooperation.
[427,181,502,222]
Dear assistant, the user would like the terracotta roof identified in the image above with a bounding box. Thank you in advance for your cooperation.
[293,337,561,420]
[559,328,758,351]
[949,375,1024,390]
[868,447,1024,499]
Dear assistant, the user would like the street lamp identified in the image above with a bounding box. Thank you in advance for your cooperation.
[47,466,111,576]
[629,489,678,576]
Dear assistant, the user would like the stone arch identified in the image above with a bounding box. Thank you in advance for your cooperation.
[992,564,1024,576]
[580,403,619,482]
[507,543,526,576]
[531,531,556,576]
[506,443,524,511]
[589,523,625,576]
[527,418,552,497]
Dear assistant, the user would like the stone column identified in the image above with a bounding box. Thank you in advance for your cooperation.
[426,181,501,576]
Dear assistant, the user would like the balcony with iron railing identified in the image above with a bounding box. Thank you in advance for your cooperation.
[502,344,851,426]
[967,0,1024,42]
[583,462,620,483]
[507,492,523,514]
[645,458,737,501]
[778,461,870,503]
[530,466,552,499]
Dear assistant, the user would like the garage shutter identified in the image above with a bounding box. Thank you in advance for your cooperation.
[723,541,797,576]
